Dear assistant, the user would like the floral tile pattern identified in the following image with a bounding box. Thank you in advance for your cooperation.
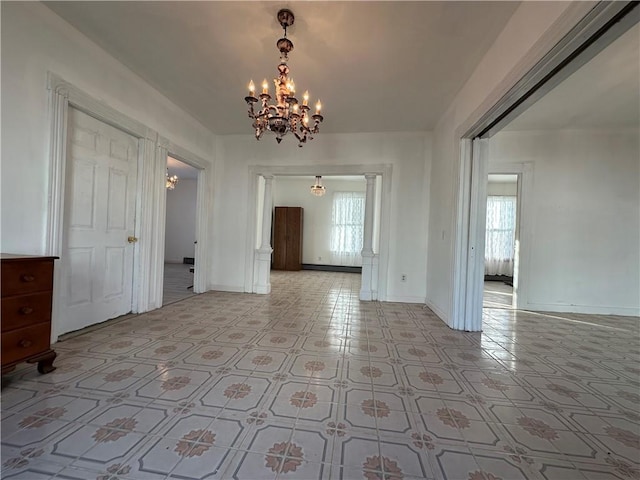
[2,271,639,479]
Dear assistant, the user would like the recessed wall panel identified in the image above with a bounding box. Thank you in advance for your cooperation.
[68,248,93,306]
[104,247,125,298]
[69,159,96,229]
[72,127,97,151]
[109,139,129,161]
[107,168,127,231]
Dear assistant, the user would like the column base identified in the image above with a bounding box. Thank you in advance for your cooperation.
[360,252,379,301]
[254,248,273,294]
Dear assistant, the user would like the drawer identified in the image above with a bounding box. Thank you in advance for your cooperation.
[1,292,52,332]
[1,260,53,297]
[1,322,51,366]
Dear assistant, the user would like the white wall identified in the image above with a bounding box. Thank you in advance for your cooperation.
[0,3,216,254]
[273,177,367,266]
[425,2,593,325]
[164,179,197,263]
[212,132,431,303]
[489,128,640,315]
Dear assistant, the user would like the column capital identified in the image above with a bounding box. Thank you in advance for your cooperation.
[364,173,377,180]
[262,174,274,181]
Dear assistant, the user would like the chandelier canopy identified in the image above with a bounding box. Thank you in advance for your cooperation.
[310,176,326,196]
[244,9,323,147]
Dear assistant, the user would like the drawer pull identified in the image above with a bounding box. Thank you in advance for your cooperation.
[21,274,36,283]
[19,306,34,315]
[18,339,33,348]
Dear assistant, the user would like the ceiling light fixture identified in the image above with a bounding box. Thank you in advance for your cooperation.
[244,9,323,147]
[166,170,179,190]
[310,176,326,196]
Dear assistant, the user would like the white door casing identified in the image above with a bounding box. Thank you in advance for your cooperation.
[60,107,138,333]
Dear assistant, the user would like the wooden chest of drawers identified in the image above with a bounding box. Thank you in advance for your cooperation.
[1,254,57,375]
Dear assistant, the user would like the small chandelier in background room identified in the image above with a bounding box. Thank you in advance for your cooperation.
[166,170,179,190]
[244,8,324,147]
[310,176,326,196]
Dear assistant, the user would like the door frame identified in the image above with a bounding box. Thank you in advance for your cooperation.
[46,73,211,340]
[245,164,392,300]
[158,143,209,304]
[450,2,637,331]
[485,164,533,312]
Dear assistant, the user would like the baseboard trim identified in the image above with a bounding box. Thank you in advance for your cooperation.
[523,302,640,317]
[384,295,427,304]
[209,284,245,293]
[425,298,449,326]
[301,264,362,273]
[484,274,513,284]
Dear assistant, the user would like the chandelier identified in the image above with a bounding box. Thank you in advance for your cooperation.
[166,170,178,190]
[310,176,326,196]
[244,9,323,147]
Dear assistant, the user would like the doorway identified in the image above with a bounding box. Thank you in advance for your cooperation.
[483,174,518,309]
[247,165,390,301]
[47,74,214,340]
[457,7,639,331]
[162,156,199,305]
[272,175,371,272]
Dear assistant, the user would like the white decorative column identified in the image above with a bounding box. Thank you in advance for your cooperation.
[360,173,379,301]
[255,175,274,294]
[136,137,163,311]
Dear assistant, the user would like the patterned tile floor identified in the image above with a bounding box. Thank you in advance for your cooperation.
[162,264,196,306]
[483,282,513,309]
[1,271,639,480]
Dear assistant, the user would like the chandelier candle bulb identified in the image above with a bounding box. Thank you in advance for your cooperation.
[315,100,322,114]
[303,91,309,105]
[249,80,255,96]
[262,79,269,94]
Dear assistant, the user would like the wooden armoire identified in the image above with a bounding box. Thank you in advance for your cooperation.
[272,206,303,270]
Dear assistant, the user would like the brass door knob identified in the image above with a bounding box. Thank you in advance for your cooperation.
[127,236,138,243]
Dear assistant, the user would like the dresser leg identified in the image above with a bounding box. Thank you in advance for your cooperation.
[26,350,57,374]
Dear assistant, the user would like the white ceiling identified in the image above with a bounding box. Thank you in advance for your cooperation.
[167,155,199,180]
[504,23,640,131]
[45,1,520,135]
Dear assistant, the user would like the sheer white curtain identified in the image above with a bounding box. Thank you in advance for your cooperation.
[330,192,365,266]
[485,195,517,276]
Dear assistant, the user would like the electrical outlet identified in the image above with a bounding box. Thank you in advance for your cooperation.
[401,274,407,282]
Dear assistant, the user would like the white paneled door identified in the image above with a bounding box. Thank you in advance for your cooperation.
[61,108,138,333]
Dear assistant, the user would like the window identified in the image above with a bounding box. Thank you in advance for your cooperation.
[330,192,365,266]
[485,195,516,276]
